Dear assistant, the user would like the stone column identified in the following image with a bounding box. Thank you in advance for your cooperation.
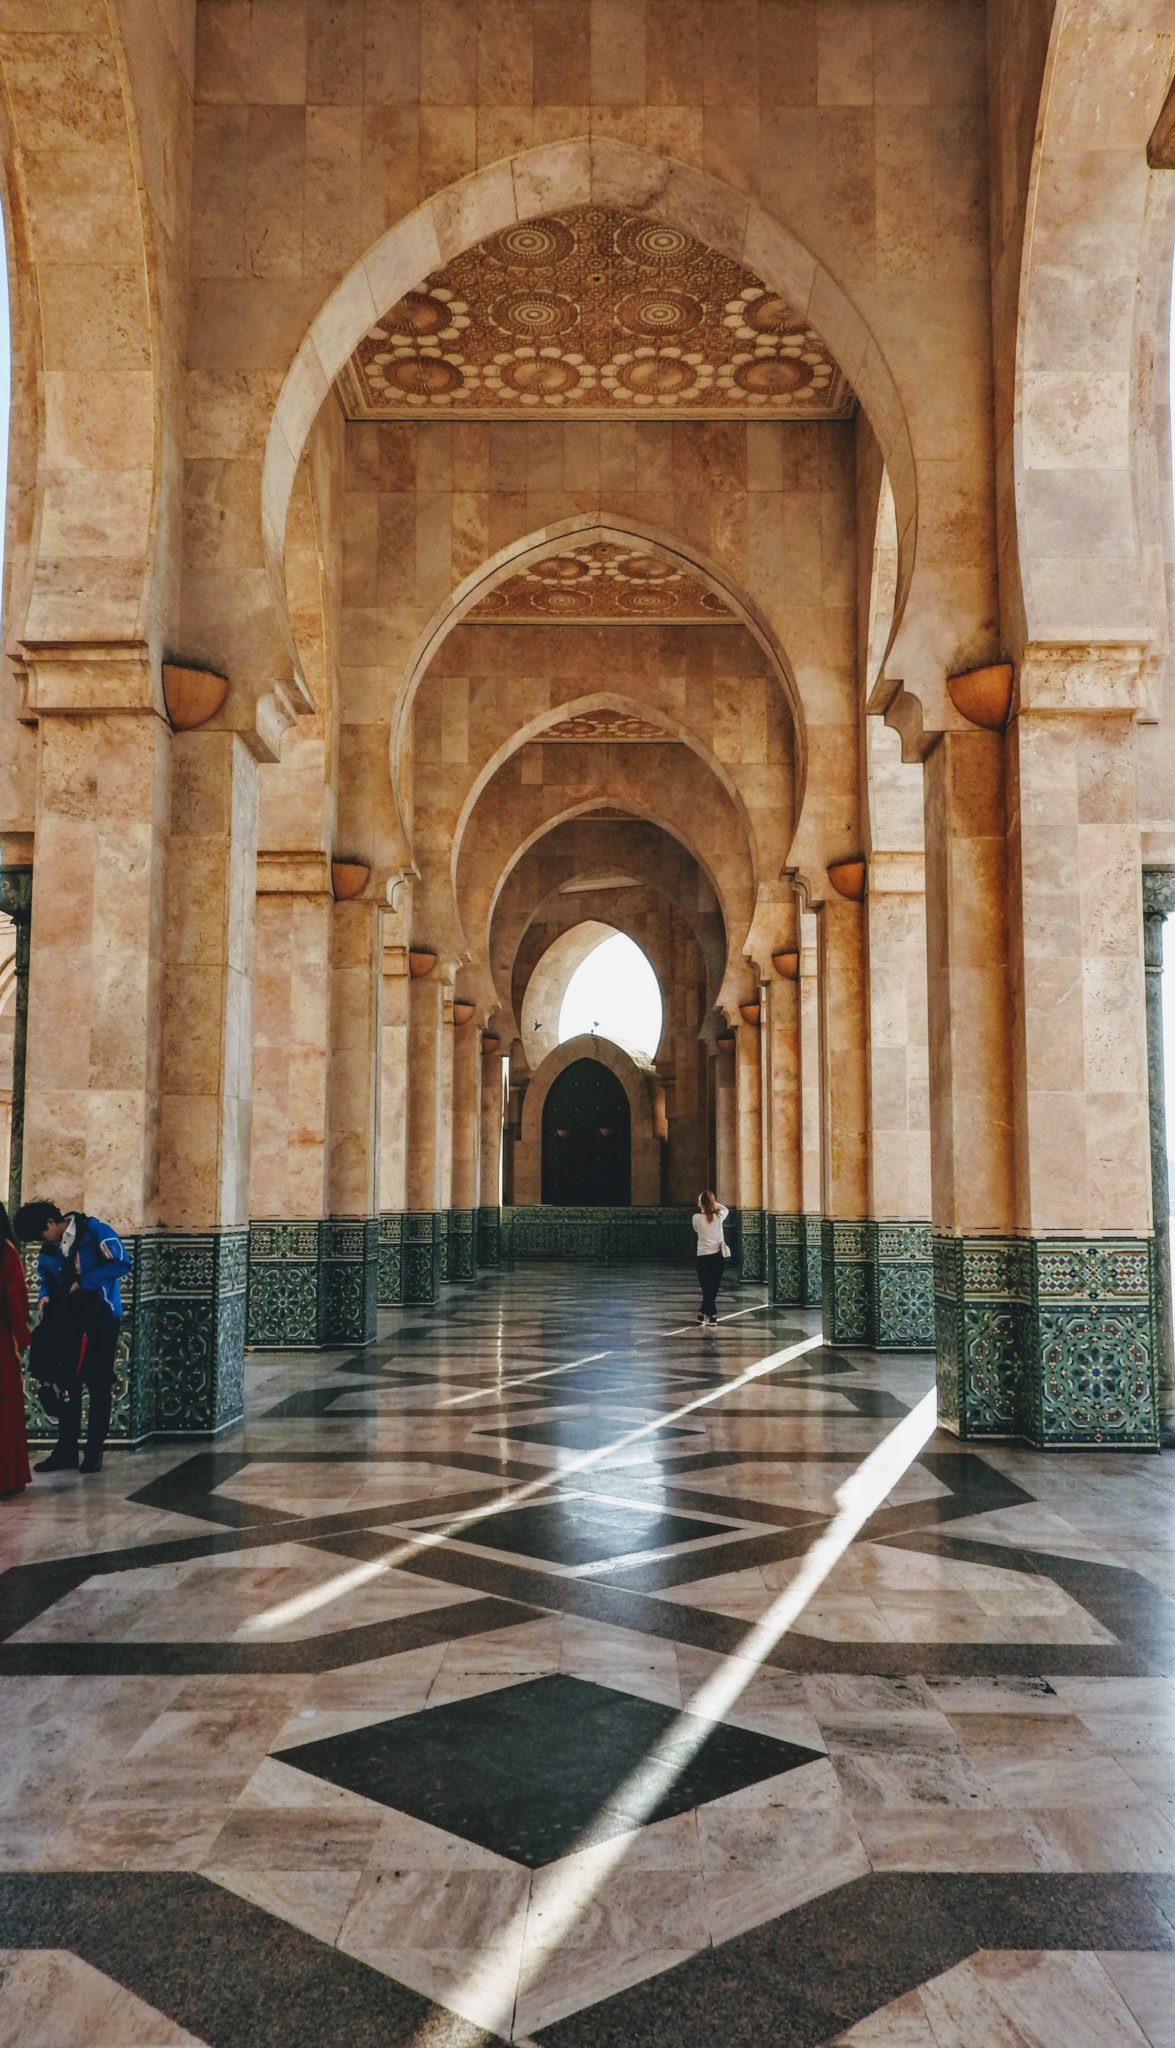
[799,909,824,1305]
[1004,654,1157,1448]
[478,1036,503,1265]
[0,865,32,1215]
[405,971,444,1302]
[923,725,1017,1438]
[449,1011,480,1281]
[1143,868,1175,1442]
[735,1016,764,1281]
[246,856,332,1348]
[864,852,934,1348]
[818,894,870,1342]
[156,727,257,1432]
[764,962,803,1304]
[713,1040,737,1221]
[322,897,381,1345]
[21,648,172,1445]
[436,988,455,1280]
[378,942,410,1305]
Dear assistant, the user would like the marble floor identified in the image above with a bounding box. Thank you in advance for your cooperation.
[3,1264,1175,2045]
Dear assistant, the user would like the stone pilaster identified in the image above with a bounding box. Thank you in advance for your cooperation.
[477,1039,503,1265]
[1143,866,1175,1441]
[405,972,445,1303]
[378,941,410,1306]
[818,895,869,1343]
[764,946,803,1306]
[449,1011,480,1281]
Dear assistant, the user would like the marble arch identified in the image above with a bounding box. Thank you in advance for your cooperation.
[517,920,626,1069]
[263,139,922,735]
[456,771,755,1014]
[447,688,774,913]
[489,821,727,1020]
[398,512,805,871]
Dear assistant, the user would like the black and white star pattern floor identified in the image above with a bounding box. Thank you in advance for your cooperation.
[3,1263,1175,2044]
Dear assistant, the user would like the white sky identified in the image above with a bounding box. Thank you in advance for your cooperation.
[558,932,663,1059]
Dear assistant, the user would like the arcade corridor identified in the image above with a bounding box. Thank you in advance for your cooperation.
[2,1265,1175,2045]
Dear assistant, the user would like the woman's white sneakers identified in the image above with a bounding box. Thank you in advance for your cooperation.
[705,1315,718,1327]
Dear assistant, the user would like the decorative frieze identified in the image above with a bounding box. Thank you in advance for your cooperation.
[378,1211,403,1305]
[247,1220,323,1348]
[738,1207,765,1285]
[502,1206,699,1264]
[801,1213,824,1307]
[320,1218,378,1347]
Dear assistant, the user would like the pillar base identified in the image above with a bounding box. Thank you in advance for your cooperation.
[801,1213,823,1307]
[477,1205,502,1266]
[378,1212,403,1306]
[403,1211,442,1304]
[448,1209,475,1280]
[738,1207,765,1284]
[868,1223,935,1350]
[766,1214,804,1305]
[822,1220,870,1345]
[934,1234,1159,1448]
[247,1219,377,1348]
[436,1209,451,1283]
[320,1219,378,1347]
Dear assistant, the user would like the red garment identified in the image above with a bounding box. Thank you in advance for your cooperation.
[0,1239,31,1493]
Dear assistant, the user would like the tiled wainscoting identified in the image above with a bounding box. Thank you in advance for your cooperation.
[934,1233,1159,1449]
[245,1220,378,1352]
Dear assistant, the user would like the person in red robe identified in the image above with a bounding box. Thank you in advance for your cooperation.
[0,1200,32,1494]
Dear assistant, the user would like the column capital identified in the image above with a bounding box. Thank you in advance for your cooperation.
[20,638,162,718]
[255,850,332,896]
[0,865,32,924]
[1143,866,1175,921]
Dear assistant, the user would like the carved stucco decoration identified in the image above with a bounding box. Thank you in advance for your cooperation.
[337,207,856,422]
[468,539,735,624]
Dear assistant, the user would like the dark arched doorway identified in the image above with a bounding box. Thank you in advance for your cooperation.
[541,1057,632,1205]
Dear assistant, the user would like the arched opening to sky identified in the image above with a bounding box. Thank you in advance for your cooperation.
[558,933,663,1062]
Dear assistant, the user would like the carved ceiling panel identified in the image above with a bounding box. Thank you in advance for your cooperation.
[467,539,734,623]
[540,710,674,743]
[337,206,856,421]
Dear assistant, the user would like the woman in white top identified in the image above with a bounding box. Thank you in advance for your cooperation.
[692,1191,729,1326]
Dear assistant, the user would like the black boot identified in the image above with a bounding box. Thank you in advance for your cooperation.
[35,1446,80,1473]
[80,1449,104,1474]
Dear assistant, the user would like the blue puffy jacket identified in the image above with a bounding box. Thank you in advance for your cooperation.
[37,1213,130,1323]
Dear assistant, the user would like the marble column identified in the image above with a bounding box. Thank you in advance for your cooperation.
[156,727,257,1432]
[437,988,455,1280]
[322,897,381,1345]
[818,895,870,1342]
[1003,658,1157,1447]
[864,853,934,1348]
[0,865,32,1215]
[405,971,445,1302]
[478,1039,503,1265]
[1143,867,1175,1443]
[20,649,172,1445]
[448,1011,480,1281]
[713,1041,737,1227]
[764,961,803,1304]
[923,725,1017,1438]
[378,943,410,1305]
[799,910,824,1305]
[245,857,332,1348]
[735,1009,764,1281]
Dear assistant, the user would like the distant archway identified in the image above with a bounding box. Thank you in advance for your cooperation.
[541,1059,631,1207]
[515,1033,660,1206]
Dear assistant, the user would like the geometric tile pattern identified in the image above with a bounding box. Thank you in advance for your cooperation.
[868,1221,935,1351]
[276,1673,821,1867]
[247,1218,378,1350]
[469,540,733,625]
[822,1218,870,1345]
[338,206,856,422]
[934,1232,1159,1449]
[766,1212,804,1306]
[503,1204,700,1263]
[6,1260,1175,2045]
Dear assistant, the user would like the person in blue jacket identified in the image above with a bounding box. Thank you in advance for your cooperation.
[14,1200,130,1474]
